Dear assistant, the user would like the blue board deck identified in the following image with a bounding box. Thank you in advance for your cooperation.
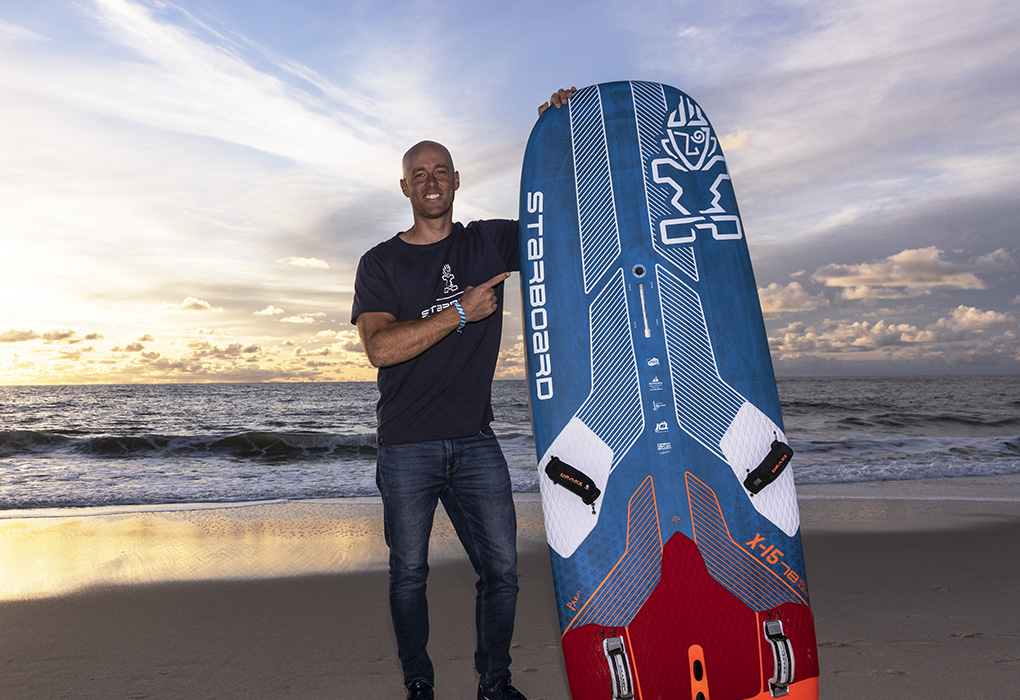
[518,81,818,700]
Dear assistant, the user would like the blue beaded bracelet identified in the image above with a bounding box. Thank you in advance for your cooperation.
[452,300,467,334]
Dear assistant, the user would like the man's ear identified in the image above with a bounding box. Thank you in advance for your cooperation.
[399,178,410,198]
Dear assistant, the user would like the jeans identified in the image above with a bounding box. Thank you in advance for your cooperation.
[376,426,519,689]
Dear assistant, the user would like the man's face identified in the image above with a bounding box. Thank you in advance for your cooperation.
[400,142,460,220]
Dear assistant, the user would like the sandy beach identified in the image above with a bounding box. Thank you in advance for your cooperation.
[3,477,1020,699]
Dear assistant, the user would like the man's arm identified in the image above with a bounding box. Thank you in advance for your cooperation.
[357,272,511,368]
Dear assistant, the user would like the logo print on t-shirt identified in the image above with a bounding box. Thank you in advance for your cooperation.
[442,264,459,294]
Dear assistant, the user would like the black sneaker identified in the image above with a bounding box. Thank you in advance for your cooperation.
[406,679,434,700]
[477,679,527,700]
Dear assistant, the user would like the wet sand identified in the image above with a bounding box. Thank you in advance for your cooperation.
[2,476,1020,699]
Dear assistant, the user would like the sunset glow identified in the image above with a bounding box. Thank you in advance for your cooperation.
[2,0,1018,384]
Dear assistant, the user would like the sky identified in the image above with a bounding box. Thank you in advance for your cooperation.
[1,0,1018,384]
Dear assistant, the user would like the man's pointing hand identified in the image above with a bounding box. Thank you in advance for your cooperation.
[459,272,511,322]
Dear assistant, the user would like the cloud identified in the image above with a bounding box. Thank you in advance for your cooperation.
[771,303,1017,362]
[292,345,332,358]
[254,305,286,316]
[160,297,223,312]
[67,0,395,176]
[719,130,750,152]
[974,248,1018,271]
[837,286,923,301]
[910,305,1018,342]
[187,341,261,359]
[56,345,95,361]
[773,318,922,354]
[940,305,1016,331]
[758,281,829,315]
[280,313,325,324]
[812,247,985,299]
[277,257,330,270]
[41,330,78,342]
[333,329,364,354]
[0,329,84,344]
[0,330,41,343]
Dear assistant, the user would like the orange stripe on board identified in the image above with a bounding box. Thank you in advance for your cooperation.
[688,644,709,700]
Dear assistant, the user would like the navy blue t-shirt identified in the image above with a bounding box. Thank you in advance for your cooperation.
[351,220,519,444]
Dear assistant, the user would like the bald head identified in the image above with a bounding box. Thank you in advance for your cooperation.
[402,141,455,181]
[398,140,460,233]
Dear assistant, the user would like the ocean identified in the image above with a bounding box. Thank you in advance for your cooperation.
[1,376,1018,513]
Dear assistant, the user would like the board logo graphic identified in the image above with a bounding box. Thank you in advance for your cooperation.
[645,94,743,245]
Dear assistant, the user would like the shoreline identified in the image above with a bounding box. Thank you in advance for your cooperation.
[3,475,1020,698]
[6,472,1020,522]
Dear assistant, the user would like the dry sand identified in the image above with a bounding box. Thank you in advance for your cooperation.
[3,476,1020,699]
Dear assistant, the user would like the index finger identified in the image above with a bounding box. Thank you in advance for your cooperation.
[478,271,511,290]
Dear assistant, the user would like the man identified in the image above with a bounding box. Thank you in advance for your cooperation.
[351,88,574,700]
